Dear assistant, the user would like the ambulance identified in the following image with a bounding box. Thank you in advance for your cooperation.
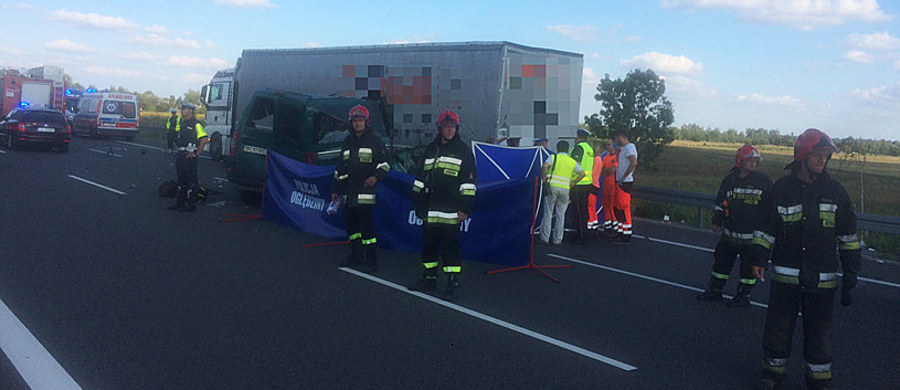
[71,91,140,140]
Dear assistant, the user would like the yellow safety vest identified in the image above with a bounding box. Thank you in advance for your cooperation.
[576,141,594,185]
[548,153,578,189]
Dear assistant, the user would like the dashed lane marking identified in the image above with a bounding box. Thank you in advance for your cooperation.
[67,175,126,195]
[0,297,81,389]
[340,267,638,371]
[547,254,770,309]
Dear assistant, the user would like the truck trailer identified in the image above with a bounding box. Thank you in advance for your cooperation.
[205,41,583,159]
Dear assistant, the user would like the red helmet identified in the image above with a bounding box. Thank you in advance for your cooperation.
[348,104,370,123]
[793,128,837,162]
[436,110,460,128]
[735,144,762,167]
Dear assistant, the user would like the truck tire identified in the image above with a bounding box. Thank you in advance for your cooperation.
[209,132,223,160]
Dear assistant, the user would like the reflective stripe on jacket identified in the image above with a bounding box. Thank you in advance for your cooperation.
[547,153,578,189]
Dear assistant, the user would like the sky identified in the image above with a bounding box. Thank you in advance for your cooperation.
[1,0,898,141]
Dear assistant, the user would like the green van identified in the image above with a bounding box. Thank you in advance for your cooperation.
[226,90,394,203]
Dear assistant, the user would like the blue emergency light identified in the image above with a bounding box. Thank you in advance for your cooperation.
[86,88,97,93]
[18,101,30,108]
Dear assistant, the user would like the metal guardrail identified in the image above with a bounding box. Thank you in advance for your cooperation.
[631,185,900,235]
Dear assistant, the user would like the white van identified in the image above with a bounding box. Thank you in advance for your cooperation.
[72,92,140,140]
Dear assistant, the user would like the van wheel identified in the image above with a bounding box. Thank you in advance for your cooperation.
[209,133,223,160]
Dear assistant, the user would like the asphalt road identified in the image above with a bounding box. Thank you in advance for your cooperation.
[1,137,898,390]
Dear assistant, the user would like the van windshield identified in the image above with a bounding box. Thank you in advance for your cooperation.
[102,101,137,119]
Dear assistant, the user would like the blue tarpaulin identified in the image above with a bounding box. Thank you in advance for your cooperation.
[262,150,535,266]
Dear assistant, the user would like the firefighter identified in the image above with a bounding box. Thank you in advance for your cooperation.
[696,144,771,306]
[569,127,594,244]
[167,102,209,212]
[749,129,861,390]
[331,104,390,273]
[538,140,585,245]
[612,129,637,243]
[408,110,476,301]
[165,108,179,152]
[599,139,618,235]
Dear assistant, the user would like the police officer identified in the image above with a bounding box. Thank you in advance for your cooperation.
[331,104,390,273]
[409,110,476,301]
[697,144,771,306]
[749,129,861,390]
[166,108,179,152]
[569,127,594,244]
[167,102,209,212]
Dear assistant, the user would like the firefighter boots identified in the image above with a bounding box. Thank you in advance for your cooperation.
[443,274,460,301]
[359,246,378,273]
[727,283,754,307]
[339,241,363,267]
[408,269,438,292]
[696,276,727,302]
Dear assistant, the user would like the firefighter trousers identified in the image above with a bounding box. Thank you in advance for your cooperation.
[710,238,756,286]
[344,205,376,257]
[571,185,592,241]
[761,282,835,389]
[421,221,461,274]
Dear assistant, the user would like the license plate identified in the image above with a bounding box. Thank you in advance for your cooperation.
[243,145,268,156]
[37,127,55,133]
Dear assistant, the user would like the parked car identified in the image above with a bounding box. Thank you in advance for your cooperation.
[1,104,71,152]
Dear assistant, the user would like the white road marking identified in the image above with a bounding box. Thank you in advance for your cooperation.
[88,149,122,158]
[636,233,898,289]
[67,175,126,195]
[340,267,638,371]
[0,149,6,154]
[0,297,82,389]
[547,254,769,309]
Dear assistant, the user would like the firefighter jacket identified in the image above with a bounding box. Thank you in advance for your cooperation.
[412,132,476,225]
[331,128,390,207]
[749,171,861,291]
[571,141,594,186]
[175,117,207,149]
[711,170,772,245]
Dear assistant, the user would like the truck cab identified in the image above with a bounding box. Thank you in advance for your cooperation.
[199,68,234,160]
[226,90,393,203]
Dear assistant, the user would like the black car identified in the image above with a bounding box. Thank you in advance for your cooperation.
[1,106,71,152]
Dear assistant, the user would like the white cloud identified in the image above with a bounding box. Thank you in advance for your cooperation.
[737,93,806,110]
[847,31,900,50]
[182,73,213,84]
[166,55,230,69]
[44,39,91,53]
[662,75,719,99]
[301,42,322,48]
[844,50,875,63]
[120,52,156,61]
[211,0,275,7]
[131,34,213,50]
[51,9,136,31]
[849,82,900,103]
[582,68,600,85]
[84,65,142,79]
[661,0,892,30]
[619,52,704,75]
[0,47,21,55]
[546,25,598,43]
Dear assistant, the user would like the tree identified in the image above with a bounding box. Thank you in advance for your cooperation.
[836,136,871,213]
[183,89,206,116]
[584,69,675,170]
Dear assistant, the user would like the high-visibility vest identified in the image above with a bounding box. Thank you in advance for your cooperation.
[576,141,594,185]
[547,153,578,189]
